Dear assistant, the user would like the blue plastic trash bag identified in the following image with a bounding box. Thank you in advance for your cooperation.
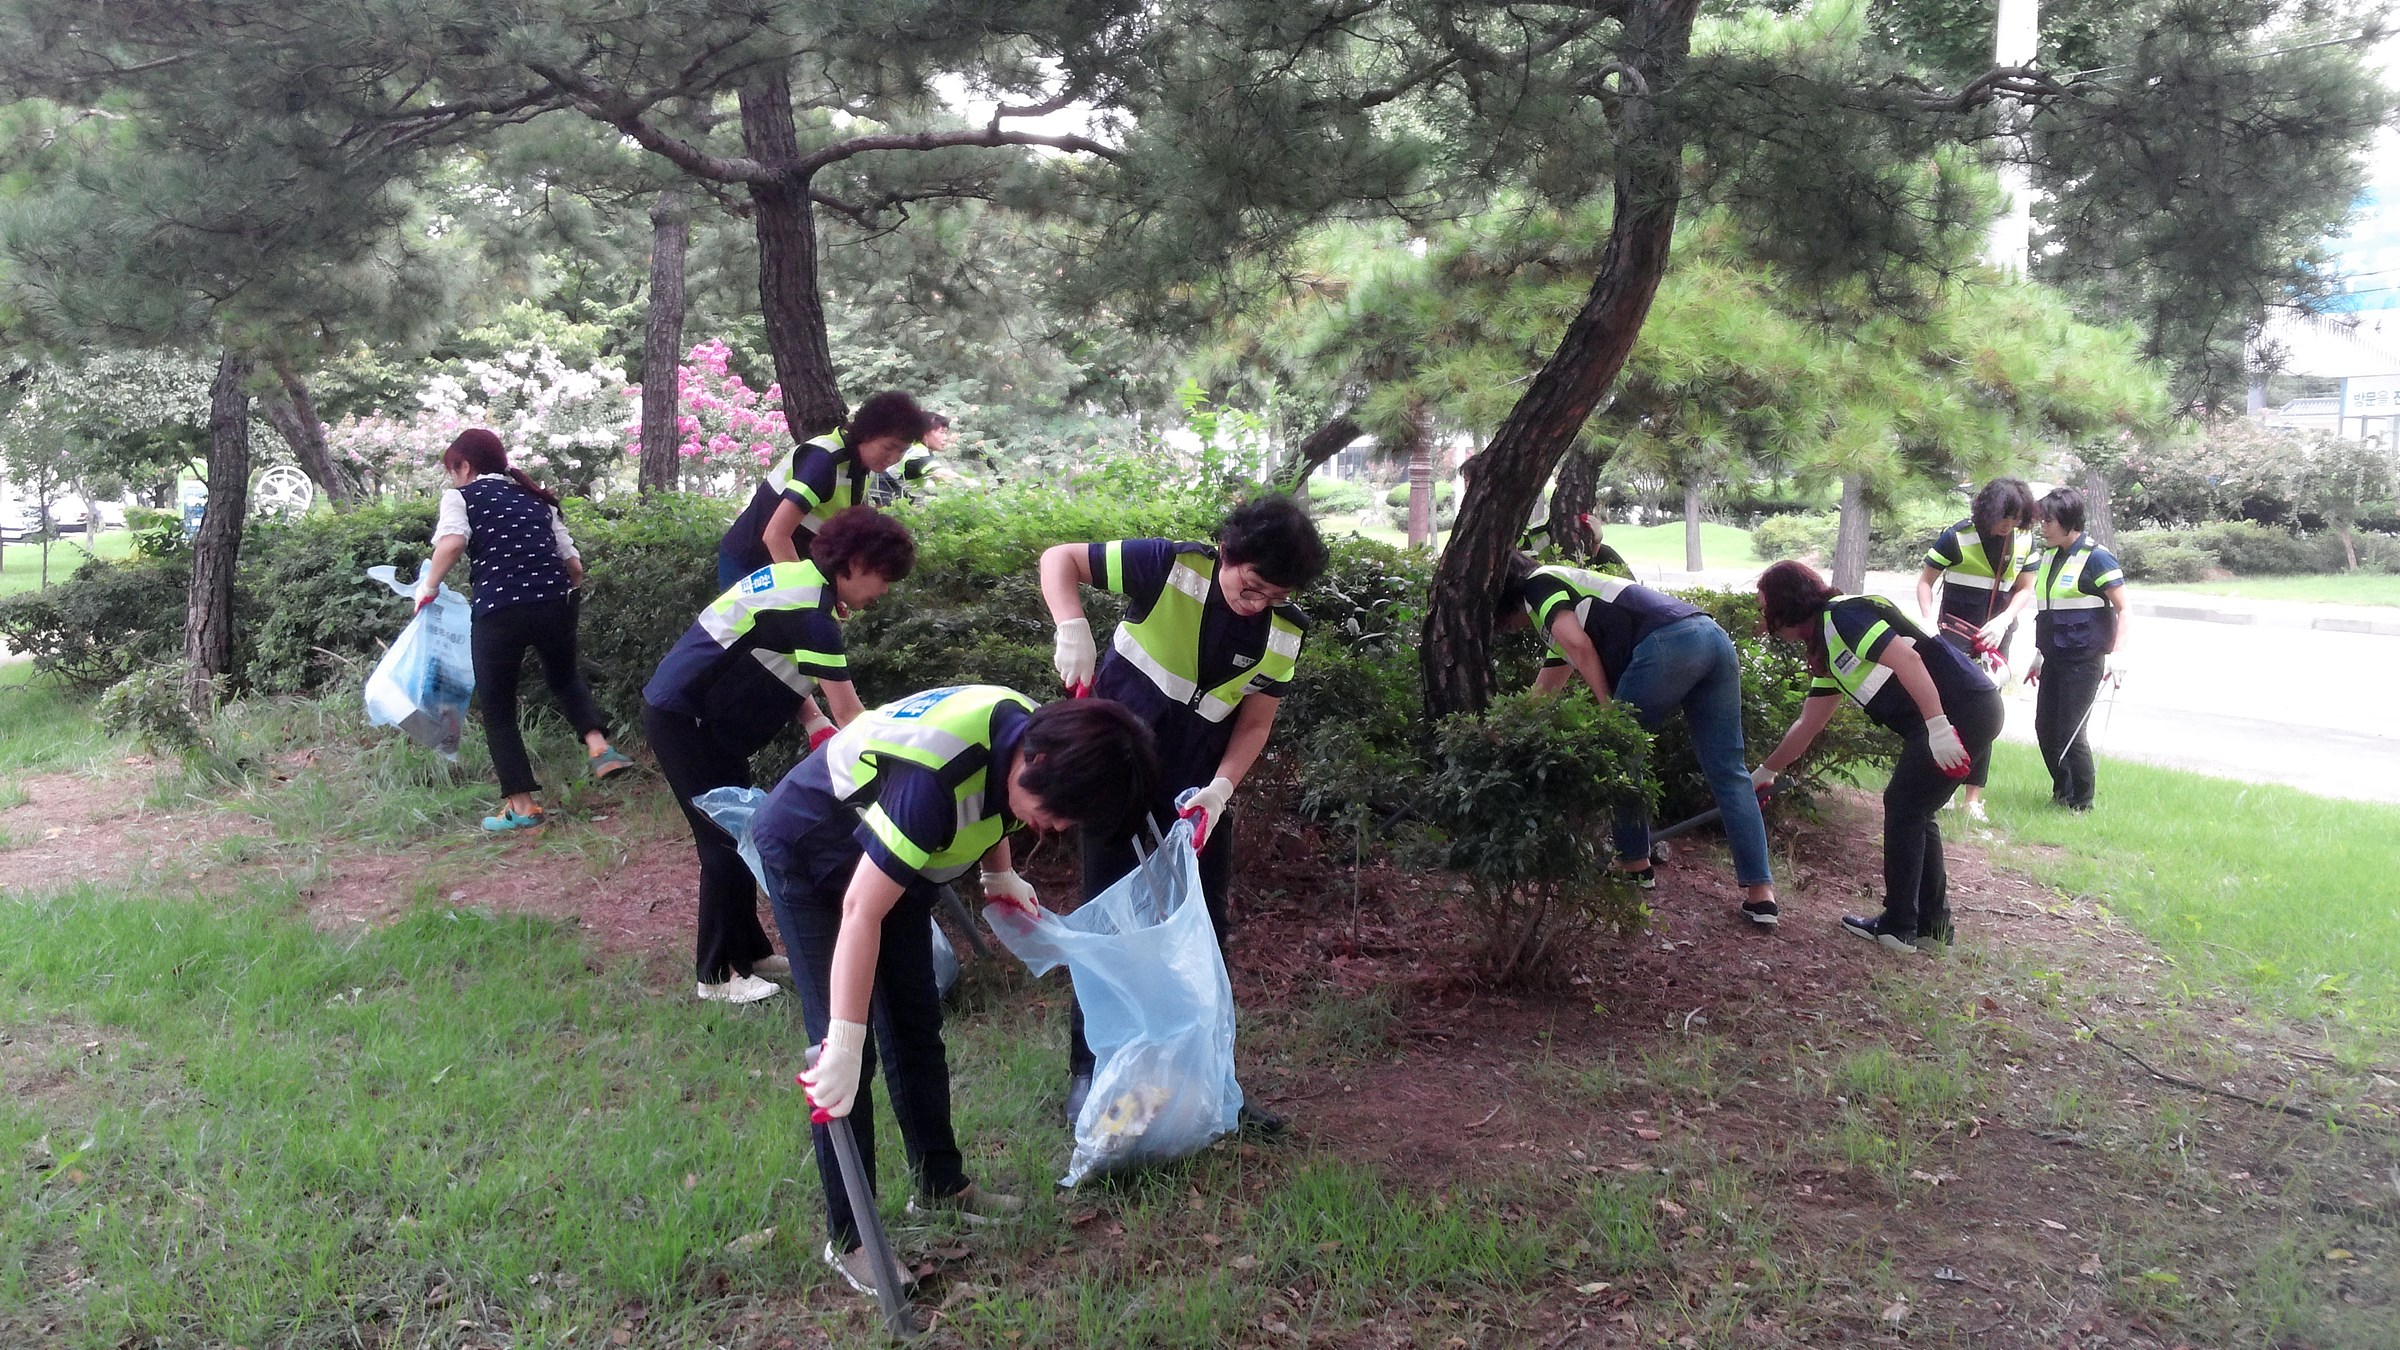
[983,818,1243,1186]
[363,564,475,760]
[694,786,962,998]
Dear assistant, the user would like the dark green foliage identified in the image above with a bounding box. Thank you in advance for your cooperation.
[97,662,211,757]
[2185,522,2334,577]
[127,506,185,558]
[243,500,439,695]
[1424,691,1654,985]
[0,552,193,693]
[562,495,740,732]
[1304,478,1374,514]
[2114,534,2214,583]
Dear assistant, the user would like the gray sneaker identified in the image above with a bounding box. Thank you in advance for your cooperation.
[823,1240,915,1299]
[906,1182,1024,1226]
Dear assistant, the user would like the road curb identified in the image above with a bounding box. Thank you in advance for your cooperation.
[2128,599,2400,638]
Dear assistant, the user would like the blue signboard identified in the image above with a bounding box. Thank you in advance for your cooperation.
[2329,188,2400,313]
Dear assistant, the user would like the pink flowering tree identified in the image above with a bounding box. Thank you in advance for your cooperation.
[621,339,790,496]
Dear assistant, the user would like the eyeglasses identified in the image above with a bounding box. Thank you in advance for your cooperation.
[1228,570,1291,609]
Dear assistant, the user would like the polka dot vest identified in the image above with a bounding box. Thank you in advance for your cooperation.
[460,478,573,617]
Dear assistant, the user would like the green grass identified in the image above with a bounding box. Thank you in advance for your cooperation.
[1980,741,2400,1036]
[2150,572,2400,607]
[0,529,133,599]
[0,664,124,776]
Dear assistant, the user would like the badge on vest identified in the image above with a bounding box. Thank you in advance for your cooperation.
[1231,653,1254,668]
[887,687,958,719]
[744,567,777,594]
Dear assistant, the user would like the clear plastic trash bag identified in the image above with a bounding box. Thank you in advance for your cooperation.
[983,817,1243,1186]
[363,563,475,760]
[693,786,961,999]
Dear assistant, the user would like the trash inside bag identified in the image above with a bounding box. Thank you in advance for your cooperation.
[694,785,964,1001]
[984,818,1242,1186]
[363,564,475,760]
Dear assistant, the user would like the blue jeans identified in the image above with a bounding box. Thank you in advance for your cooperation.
[756,798,968,1250]
[1609,616,1774,888]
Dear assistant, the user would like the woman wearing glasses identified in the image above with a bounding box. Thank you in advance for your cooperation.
[1036,495,1329,1133]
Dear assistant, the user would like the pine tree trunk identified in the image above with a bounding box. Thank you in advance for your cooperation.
[1833,472,1869,593]
[1420,0,1703,716]
[740,73,845,439]
[1551,446,1602,560]
[639,189,693,493]
[2339,522,2358,571]
[259,360,356,504]
[2080,465,2117,550]
[1273,411,1364,491]
[1683,479,1704,571]
[1405,406,1434,549]
[185,350,251,714]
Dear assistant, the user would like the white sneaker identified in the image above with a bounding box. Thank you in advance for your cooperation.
[697,974,781,1004]
[1965,799,1989,823]
[823,1240,915,1299]
[751,954,792,979]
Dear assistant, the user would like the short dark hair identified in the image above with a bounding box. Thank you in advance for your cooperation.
[844,391,935,447]
[1498,550,1540,612]
[928,412,951,429]
[811,507,916,584]
[1972,477,2035,533]
[1756,559,1839,632]
[2038,486,2086,534]
[1016,699,1160,839]
[1216,494,1328,589]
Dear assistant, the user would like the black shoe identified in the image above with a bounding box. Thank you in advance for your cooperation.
[1913,913,1955,953]
[1237,1101,1287,1137]
[1064,1072,1092,1126]
[1839,913,1920,954]
[1741,897,1779,928]
[1615,864,1657,890]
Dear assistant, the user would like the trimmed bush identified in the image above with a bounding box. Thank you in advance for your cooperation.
[563,494,741,731]
[2115,530,2214,582]
[244,499,440,695]
[1423,690,1653,985]
[1303,477,1374,514]
[0,553,197,693]
[1751,512,1836,563]
[2189,521,2320,576]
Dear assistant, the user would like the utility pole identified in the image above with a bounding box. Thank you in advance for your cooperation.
[1986,0,2038,275]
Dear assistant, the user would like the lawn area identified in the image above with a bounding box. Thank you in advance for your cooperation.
[1978,740,2400,1038]
[2150,572,2400,608]
[4,682,2396,1348]
[0,529,134,599]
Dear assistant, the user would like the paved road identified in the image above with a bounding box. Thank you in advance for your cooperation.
[1623,561,2400,804]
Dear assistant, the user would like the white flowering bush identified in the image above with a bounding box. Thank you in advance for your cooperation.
[326,346,630,499]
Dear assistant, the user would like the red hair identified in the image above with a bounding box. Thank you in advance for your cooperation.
[441,429,560,511]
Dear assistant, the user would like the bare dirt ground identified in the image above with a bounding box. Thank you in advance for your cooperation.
[5,772,2396,1347]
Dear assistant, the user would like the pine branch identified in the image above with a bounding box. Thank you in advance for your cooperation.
[525,63,777,184]
[796,125,1123,174]
[1903,64,2092,114]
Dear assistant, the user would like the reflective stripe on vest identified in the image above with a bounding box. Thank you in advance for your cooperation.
[1528,565,1636,636]
[823,685,1032,882]
[1821,599,1895,710]
[2036,539,2112,612]
[1925,519,2026,589]
[1107,550,1302,723]
[762,431,862,535]
[699,560,833,695]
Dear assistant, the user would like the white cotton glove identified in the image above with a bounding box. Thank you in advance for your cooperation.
[1052,617,1096,694]
[980,868,1039,917]
[1975,615,2012,650]
[1177,776,1234,851]
[2104,649,2128,683]
[1924,714,1971,777]
[799,1018,867,1121]
[1750,765,1779,791]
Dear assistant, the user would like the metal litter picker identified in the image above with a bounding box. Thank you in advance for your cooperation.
[802,1045,921,1340]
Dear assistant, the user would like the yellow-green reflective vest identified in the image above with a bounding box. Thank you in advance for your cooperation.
[762,430,863,535]
[1526,564,1637,631]
[1819,597,1897,711]
[2034,536,2116,612]
[824,685,1033,883]
[1926,518,2028,592]
[1102,546,1303,723]
[697,560,837,697]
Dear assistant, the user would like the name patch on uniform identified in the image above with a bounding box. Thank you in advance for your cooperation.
[1231,653,1254,668]
[888,687,960,720]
